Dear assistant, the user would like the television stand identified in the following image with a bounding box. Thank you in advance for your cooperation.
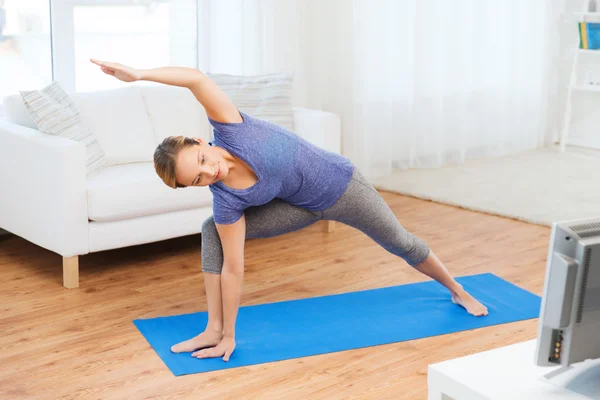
[428,340,600,400]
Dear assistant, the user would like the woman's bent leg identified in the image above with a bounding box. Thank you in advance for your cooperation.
[201,198,322,274]
[170,272,225,353]
[173,199,320,353]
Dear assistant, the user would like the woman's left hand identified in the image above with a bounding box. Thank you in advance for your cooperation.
[90,58,142,82]
[191,336,236,362]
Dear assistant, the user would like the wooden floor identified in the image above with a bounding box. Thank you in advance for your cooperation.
[0,191,550,400]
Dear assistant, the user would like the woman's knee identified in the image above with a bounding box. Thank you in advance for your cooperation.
[202,215,217,235]
[201,215,223,274]
[202,265,222,274]
[390,232,430,266]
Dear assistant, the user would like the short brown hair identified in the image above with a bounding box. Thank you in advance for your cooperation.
[154,136,198,188]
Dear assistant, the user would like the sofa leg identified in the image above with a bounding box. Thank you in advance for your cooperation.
[323,220,336,233]
[63,256,79,289]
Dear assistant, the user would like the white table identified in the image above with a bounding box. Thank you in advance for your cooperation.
[428,340,600,400]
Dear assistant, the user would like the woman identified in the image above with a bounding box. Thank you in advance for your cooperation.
[91,59,488,363]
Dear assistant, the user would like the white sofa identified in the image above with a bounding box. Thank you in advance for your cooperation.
[0,84,342,289]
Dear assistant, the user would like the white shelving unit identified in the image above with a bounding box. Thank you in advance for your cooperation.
[571,83,600,92]
[573,11,600,17]
[561,4,600,151]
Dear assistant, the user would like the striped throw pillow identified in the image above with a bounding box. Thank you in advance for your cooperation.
[20,81,106,175]
[207,73,294,131]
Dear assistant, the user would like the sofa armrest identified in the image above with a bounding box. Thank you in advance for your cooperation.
[0,121,89,257]
[293,107,342,154]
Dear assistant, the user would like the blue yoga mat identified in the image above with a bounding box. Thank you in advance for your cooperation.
[133,273,540,376]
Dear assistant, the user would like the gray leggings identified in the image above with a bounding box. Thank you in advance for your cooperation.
[201,168,430,274]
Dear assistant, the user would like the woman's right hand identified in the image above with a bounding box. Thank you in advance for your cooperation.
[90,58,142,82]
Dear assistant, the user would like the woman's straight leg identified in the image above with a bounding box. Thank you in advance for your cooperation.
[323,168,488,316]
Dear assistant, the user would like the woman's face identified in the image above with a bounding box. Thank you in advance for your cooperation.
[175,138,229,187]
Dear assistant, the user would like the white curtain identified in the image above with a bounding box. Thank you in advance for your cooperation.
[197,0,565,179]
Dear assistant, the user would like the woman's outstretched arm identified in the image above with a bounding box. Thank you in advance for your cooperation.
[90,59,242,123]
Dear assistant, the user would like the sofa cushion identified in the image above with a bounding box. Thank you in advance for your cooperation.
[73,87,157,166]
[87,162,213,222]
[20,81,107,175]
[137,84,213,144]
[208,73,294,131]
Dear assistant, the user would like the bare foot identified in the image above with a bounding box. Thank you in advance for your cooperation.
[171,329,223,353]
[451,289,488,316]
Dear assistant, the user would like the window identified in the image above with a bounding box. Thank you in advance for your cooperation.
[0,0,197,116]
[70,1,197,92]
[0,0,52,112]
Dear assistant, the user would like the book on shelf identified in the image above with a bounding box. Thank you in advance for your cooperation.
[579,22,600,49]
